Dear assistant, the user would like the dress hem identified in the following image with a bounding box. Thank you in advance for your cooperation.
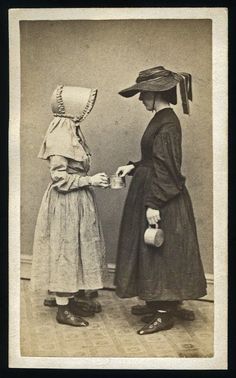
[115,288,207,302]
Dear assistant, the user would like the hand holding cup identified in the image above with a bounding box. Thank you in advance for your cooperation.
[116,164,135,177]
[91,173,109,188]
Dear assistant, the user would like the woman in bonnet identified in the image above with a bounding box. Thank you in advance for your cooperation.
[115,66,207,335]
[31,85,108,327]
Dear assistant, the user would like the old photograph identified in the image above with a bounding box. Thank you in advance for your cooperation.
[9,8,228,369]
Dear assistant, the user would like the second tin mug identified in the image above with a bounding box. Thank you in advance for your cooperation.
[144,223,164,248]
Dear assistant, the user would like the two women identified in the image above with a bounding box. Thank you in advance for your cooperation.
[32,66,207,334]
[115,66,207,335]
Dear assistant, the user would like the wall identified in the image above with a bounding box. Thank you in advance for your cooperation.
[20,19,213,273]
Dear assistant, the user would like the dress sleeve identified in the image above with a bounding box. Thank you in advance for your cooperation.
[126,160,141,176]
[49,155,91,193]
[145,123,186,209]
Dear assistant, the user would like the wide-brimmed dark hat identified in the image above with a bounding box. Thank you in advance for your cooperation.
[119,66,192,114]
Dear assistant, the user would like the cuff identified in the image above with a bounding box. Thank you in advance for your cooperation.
[145,200,161,210]
[127,161,137,176]
[78,175,92,187]
[127,161,139,168]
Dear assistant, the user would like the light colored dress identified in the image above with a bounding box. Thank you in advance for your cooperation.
[31,117,107,294]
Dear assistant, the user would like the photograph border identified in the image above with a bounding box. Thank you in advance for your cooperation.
[8,7,228,369]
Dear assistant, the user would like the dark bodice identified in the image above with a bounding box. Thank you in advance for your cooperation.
[131,108,186,209]
[140,108,181,163]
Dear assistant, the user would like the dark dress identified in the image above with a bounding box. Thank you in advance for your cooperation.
[114,108,207,301]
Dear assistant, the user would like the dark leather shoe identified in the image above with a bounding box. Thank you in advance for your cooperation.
[137,312,174,335]
[44,297,57,307]
[76,290,99,299]
[131,304,156,316]
[90,299,102,313]
[44,295,101,315]
[74,295,102,313]
[141,308,195,323]
[69,298,95,317]
[141,314,157,323]
[84,290,99,299]
[56,305,89,327]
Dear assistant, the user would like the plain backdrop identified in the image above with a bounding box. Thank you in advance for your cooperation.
[20,19,213,273]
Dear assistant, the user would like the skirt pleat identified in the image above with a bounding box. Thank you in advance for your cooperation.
[31,184,107,293]
[115,166,207,301]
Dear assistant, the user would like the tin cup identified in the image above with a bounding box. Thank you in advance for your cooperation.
[109,174,126,189]
[144,223,164,248]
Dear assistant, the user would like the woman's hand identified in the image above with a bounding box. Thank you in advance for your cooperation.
[146,207,161,225]
[91,173,109,188]
[116,164,135,177]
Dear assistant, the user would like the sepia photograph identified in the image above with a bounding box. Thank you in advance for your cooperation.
[8,7,228,369]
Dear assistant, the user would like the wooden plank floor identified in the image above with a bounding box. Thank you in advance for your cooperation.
[21,280,214,358]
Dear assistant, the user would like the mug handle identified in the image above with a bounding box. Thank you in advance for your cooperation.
[148,222,159,229]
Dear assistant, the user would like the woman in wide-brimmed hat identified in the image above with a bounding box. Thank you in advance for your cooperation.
[31,85,108,327]
[114,66,207,335]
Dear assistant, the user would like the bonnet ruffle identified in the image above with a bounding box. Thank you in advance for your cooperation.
[38,85,97,161]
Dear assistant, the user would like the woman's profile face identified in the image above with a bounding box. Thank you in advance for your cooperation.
[139,91,155,111]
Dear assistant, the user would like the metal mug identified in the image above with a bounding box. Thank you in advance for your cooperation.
[109,174,126,189]
[144,223,164,248]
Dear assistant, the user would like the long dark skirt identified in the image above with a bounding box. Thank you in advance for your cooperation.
[114,166,207,301]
